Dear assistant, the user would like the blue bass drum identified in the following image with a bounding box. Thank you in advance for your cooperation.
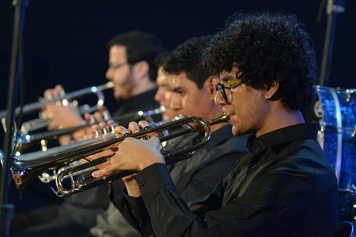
[314,86,356,221]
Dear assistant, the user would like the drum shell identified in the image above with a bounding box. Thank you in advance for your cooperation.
[311,86,356,221]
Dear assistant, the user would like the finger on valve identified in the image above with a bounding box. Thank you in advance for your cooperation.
[54,85,65,97]
[93,111,106,123]
[43,89,54,100]
[137,120,154,140]
[114,126,129,138]
[128,121,141,134]
[97,105,111,121]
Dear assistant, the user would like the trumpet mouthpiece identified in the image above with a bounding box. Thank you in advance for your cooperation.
[208,113,230,126]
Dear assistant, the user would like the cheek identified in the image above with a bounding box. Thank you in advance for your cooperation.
[237,101,252,119]
[181,96,197,115]
[114,71,130,84]
[187,95,208,116]
[181,98,190,112]
[165,92,173,103]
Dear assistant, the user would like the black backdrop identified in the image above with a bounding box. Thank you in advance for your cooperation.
[0,0,355,211]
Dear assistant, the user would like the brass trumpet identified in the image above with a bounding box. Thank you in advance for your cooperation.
[14,106,166,155]
[10,114,230,197]
[0,82,114,134]
[30,106,165,184]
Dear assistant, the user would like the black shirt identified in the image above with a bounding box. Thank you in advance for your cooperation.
[112,88,161,127]
[119,123,339,237]
[110,124,249,236]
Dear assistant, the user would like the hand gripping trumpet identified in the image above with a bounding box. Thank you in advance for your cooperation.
[10,114,230,197]
[0,81,114,134]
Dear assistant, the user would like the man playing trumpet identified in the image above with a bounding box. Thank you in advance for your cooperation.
[10,30,165,237]
[86,36,249,236]
[92,12,339,237]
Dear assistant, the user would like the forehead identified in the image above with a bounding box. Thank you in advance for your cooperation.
[157,68,174,86]
[170,72,197,90]
[219,68,239,81]
[219,68,242,86]
[109,45,126,60]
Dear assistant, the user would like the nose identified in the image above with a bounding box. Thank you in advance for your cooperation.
[170,93,182,111]
[106,68,112,81]
[155,87,164,103]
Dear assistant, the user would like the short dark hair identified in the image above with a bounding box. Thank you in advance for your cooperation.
[203,12,318,112]
[154,51,171,68]
[163,35,212,89]
[108,30,166,82]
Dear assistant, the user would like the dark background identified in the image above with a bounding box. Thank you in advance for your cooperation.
[0,0,355,211]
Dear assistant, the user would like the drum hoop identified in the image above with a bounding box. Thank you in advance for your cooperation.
[327,87,343,184]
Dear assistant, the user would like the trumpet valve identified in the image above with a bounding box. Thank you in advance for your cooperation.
[40,139,48,152]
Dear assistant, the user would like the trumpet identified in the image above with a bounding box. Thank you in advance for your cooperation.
[0,82,114,134]
[14,106,166,155]
[29,106,166,184]
[10,113,230,197]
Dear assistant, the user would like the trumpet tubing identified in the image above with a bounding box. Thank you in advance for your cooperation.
[0,82,114,134]
[14,106,166,155]
[10,114,230,197]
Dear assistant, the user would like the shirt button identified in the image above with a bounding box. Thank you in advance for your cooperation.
[138,181,145,187]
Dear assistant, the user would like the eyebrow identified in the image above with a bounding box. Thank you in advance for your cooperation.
[158,82,170,87]
[158,84,172,90]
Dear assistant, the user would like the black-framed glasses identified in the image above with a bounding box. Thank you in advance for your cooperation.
[216,83,229,103]
[108,62,130,70]
[215,78,242,103]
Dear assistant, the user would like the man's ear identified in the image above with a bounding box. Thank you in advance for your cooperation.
[206,75,219,99]
[265,80,279,99]
[132,60,149,79]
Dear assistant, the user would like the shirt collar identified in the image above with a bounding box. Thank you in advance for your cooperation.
[131,88,158,107]
[246,123,319,153]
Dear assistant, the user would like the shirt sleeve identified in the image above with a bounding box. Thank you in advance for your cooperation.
[110,178,156,236]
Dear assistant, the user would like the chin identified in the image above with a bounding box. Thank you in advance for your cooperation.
[163,114,170,121]
[116,94,129,101]
[231,124,243,136]
[231,127,238,136]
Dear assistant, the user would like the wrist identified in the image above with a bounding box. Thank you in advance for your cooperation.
[138,155,165,171]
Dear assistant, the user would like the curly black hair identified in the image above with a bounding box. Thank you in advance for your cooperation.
[203,11,318,112]
[163,35,212,89]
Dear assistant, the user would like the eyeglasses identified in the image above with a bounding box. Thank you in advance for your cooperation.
[108,62,130,70]
[215,83,229,103]
[215,78,242,103]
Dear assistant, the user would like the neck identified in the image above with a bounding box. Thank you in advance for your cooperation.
[131,80,156,96]
[256,109,305,137]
